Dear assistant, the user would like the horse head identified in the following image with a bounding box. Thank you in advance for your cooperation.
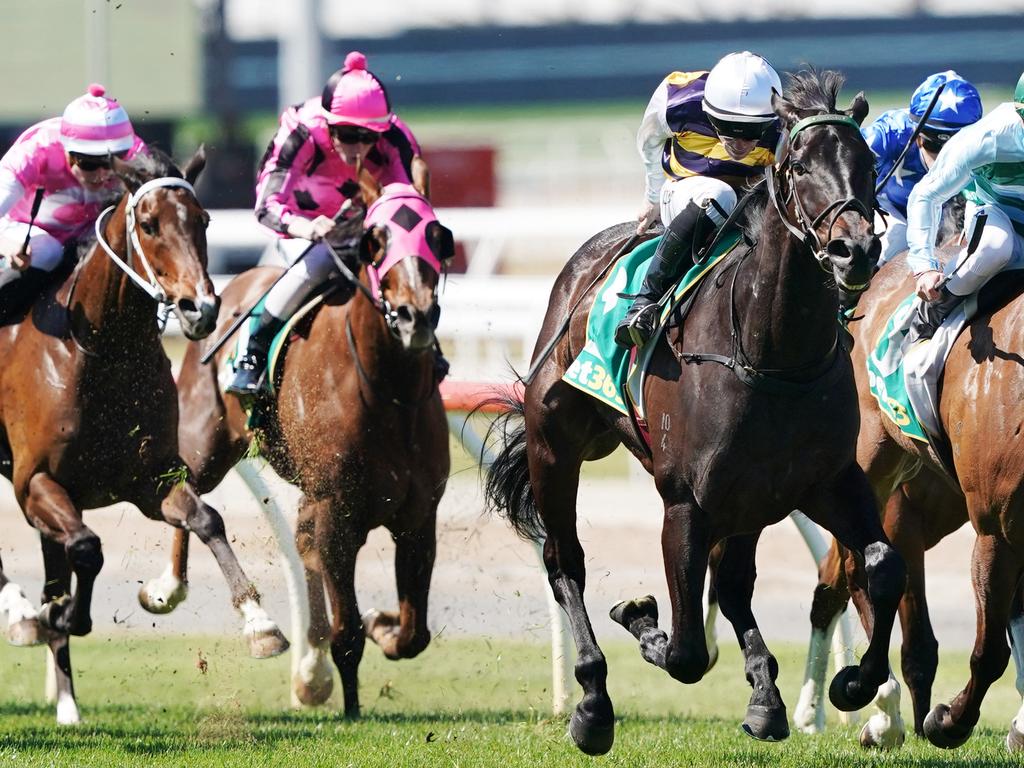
[771,70,880,304]
[109,147,220,339]
[357,179,454,352]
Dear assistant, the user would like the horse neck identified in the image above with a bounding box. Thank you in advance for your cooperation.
[73,199,160,351]
[739,210,839,369]
[348,288,434,404]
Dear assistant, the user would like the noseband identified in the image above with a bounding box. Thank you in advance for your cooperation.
[766,114,874,290]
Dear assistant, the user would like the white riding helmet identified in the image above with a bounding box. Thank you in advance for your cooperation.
[702,52,782,140]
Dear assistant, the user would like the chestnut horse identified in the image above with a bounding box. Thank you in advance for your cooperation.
[0,149,287,724]
[145,180,451,717]
[484,70,903,755]
[799,234,1024,750]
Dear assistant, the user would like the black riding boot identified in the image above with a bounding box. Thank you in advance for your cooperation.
[906,286,964,344]
[226,311,287,396]
[614,202,714,348]
[0,267,50,326]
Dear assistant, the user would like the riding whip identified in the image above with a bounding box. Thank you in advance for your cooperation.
[874,82,945,197]
[10,187,44,270]
[200,199,357,365]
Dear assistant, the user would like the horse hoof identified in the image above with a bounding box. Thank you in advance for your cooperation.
[293,671,333,707]
[1006,717,1024,752]
[609,595,658,631]
[138,573,188,614]
[742,704,790,742]
[859,713,906,750]
[7,618,45,647]
[828,665,876,712]
[569,706,615,756]
[923,703,972,749]
[248,626,289,659]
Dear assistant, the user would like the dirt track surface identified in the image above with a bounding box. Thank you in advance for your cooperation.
[0,464,980,650]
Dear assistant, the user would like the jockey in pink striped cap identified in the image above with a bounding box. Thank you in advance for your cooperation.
[229,51,442,397]
[0,83,147,324]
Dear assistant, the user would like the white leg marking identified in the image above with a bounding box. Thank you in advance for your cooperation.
[859,674,905,749]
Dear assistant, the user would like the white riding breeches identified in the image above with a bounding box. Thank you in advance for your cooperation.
[262,240,337,319]
[944,203,1024,297]
[659,176,737,228]
[0,219,64,272]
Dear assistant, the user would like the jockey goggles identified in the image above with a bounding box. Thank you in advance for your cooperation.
[331,125,379,145]
[707,114,772,141]
[70,150,127,172]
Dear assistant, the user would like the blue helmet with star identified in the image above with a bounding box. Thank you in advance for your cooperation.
[909,70,982,146]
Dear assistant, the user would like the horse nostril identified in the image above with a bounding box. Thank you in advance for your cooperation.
[395,304,415,325]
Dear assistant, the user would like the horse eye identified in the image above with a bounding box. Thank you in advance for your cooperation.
[791,161,808,176]
[139,219,158,236]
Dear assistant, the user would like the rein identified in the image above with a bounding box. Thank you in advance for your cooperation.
[344,314,437,409]
[94,177,198,304]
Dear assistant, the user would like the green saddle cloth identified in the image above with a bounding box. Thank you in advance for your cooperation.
[865,293,928,442]
[563,229,741,417]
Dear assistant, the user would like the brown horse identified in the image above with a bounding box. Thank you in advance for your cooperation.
[144,179,451,717]
[0,148,287,724]
[799,234,1024,749]
[484,70,903,755]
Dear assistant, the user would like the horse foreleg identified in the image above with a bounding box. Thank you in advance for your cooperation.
[22,473,102,638]
[138,528,190,614]
[794,539,849,734]
[365,512,436,661]
[713,533,789,741]
[924,534,1019,749]
[292,496,333,707]
[319,512,367,719]
[38,537,79,725]
[154,477,288,659]
[0,554,42,647]
[803,463,905,716]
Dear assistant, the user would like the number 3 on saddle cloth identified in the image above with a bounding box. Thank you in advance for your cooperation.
[562,228,742,438]
[866,273,1024,478]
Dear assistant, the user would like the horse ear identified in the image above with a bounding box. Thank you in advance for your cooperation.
[772,89,800,130]
[357,166,383,208]
[183,144,207,186]
[111,155,142,193]
[845,92,869,126]
[359,224,387,265]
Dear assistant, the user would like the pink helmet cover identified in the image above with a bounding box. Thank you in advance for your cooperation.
[322,51,392,131]
[60,83,134,155]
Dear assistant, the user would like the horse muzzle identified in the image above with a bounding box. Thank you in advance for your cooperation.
[392,302,436,352]
[176,294,220,340]
[824,235,879,296]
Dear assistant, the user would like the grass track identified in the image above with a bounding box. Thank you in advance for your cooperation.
[2,634,1022,766]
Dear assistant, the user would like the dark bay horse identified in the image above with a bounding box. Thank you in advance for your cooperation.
[147,181,451,717]
[0,149,287,724]
[484,70,903,755]
[800,233,1024,750]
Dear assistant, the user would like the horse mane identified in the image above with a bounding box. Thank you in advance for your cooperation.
[119,147,184,186]
[782,67,845,115]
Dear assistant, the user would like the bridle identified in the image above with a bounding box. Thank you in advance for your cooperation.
[765,113,875,292]
[93,176,198,305]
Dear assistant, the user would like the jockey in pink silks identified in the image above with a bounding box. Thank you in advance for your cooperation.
[227,50,444,396]
[0,84,147,324]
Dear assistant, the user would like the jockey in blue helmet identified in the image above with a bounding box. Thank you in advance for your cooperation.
[864,70,982,269]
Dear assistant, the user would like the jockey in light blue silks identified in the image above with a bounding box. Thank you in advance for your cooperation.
[904,70,1024,343]
[865,71,983,269]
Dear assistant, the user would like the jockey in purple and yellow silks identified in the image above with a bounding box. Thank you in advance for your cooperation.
[228,51,438,397]
[616,51,782,348]
[0,84,147,324]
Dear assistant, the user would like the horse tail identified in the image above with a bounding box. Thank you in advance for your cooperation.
[481,392,546,544]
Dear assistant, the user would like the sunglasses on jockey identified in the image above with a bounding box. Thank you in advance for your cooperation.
[707,114,774,142]
[69,150,128,172]
[330,125,379,145]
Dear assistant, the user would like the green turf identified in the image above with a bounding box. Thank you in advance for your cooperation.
[2,633,1022,766]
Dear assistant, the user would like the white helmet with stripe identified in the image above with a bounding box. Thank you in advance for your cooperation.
[702,52,781,140]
